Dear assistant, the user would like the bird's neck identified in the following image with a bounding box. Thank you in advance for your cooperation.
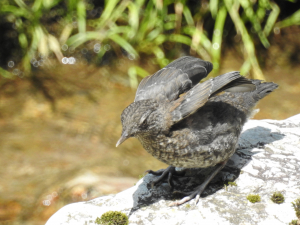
[135,132,166,154]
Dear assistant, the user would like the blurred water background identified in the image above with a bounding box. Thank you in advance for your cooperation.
[0,0,300,224]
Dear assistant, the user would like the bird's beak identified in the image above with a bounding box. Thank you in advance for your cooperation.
[116,133,129,147]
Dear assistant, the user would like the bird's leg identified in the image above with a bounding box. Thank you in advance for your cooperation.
[146,166,185,188]
[170,160,228,206]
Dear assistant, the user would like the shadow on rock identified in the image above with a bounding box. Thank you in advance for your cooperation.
[129,126,285,216]
[238,126,284,149]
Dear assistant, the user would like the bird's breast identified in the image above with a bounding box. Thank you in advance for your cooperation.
[136,130,238,168]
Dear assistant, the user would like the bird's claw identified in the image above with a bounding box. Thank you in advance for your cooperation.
[169,191,201,206]
[169,161,228,206]
[146,166,176,188]
[147,166,216,206]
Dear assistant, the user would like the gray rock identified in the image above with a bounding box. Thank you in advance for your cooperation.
[46,115,300,225]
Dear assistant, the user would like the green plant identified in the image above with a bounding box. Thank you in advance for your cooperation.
[138,173,145,180]
[0,0,78,74]
[271,192,284,204]
[1,0,300,84]
[247,194,261,203]
[289,220,299,225]
[224,181,237,191]
[95,211,128,225]
[65,0,300,82]
[292,198,300,219]
[185,203,191,208]
[228,181,237,186]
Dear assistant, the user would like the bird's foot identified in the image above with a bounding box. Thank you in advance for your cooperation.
[169,183,206,206]
[146,166,185,188]
[169,160,228,206]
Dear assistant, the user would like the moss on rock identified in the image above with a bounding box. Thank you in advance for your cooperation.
[292,198,300,219]
[271,192,285,204]
[228,181,237,186]
[95,211,128,225]
[247,194,261,203]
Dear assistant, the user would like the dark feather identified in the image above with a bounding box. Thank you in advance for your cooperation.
[250,80,279,101]
[170,71,255,123]
[134,68,191,102]
[134,56,213,102]
[212,74,256,95]
[164,56,213,84]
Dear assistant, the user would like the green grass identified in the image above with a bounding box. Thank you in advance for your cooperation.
[1,0,300,84]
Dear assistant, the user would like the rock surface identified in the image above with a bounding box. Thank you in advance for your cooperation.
[46,115,300,225]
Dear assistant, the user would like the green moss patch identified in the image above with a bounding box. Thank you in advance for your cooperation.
[185,203,191,209]
[247,194,261,203]
[289,220,298,225]
[95,211,128,225]
[271,192,285,204]
[228,182,237,186]
[292,198,300,219]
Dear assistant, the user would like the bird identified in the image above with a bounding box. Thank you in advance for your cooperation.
[116,56,278,206]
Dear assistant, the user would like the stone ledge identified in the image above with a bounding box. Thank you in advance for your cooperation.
[46,114,300,225]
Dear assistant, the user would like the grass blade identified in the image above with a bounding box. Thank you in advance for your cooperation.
[169,34,192,46]
[67,31,105,47]
[239,59,251,75]
[59,24,73,44]
[263,2,280,36]
[77,0,86,33]
[108,33,139,58]
[239,0,270,48]
[210,0,219,18]
[183,26,211,53]
[183,5,194,26]
[211,6,227,72]
[276,9,300,28]
[48,34,63,61]
[225,0,265,80]
[19,33,28,49]
[128,65,149,88]
[0,5,30,18]
[127,2,139,39]
[0,67,14,79]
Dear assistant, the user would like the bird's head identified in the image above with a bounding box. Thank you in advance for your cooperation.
[116,99,161,147]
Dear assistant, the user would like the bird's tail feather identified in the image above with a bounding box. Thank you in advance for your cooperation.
[251,80,278,101]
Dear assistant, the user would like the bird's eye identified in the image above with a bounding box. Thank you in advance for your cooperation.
[140,119,147,127]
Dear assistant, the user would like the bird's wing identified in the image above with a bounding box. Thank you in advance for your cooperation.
[169,71,256,123]
[134,56,213,102]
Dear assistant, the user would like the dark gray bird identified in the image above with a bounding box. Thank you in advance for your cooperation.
[116,56,278,206]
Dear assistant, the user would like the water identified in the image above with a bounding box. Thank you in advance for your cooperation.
[0,58,299,224]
